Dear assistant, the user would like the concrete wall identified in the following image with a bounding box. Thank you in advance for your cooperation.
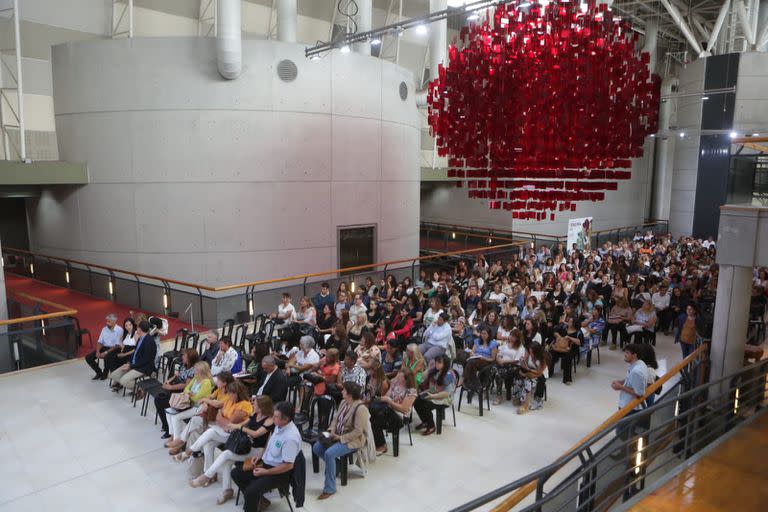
[669,58,705,237]
[27,37,419,286]
[420,142,655,237]
[734,52,768,135]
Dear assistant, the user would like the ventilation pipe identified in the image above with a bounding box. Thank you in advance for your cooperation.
[354,0,373,55]
[277,0,297,43]
[651,77,679,221]
[642,19,659,75]
[416,0,448,107]
[217,0,242,79]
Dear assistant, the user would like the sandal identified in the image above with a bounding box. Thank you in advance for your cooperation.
[189,474,211,488]
[174,451,191,462]
[216,489,234,505]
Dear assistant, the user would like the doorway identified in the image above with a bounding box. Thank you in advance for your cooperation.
[338,225,376,271]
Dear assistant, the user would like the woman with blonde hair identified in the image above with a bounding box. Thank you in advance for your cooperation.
[165,361,214,443]
[295,296,317,327]
[190,395,275,505]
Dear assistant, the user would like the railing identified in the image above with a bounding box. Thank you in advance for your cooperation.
[420,220,670,252]
[1,290,79,372]
[449,342,768,512]
[2,239,528,331]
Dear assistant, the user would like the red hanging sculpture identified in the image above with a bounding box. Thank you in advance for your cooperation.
[427,0,660,221]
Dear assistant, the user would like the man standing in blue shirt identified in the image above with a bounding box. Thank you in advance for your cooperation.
[612,344,648,411]
[85,313,123,380]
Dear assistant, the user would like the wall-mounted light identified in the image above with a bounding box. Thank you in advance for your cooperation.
[340,45,350,53]
[163,293,169,309]
[29,263,34,275]
[248,299,254,316]
[679,132,685,138]
[65,271,70,284]
[370,38,382,46]
[415,24,428,35]
[674,400,679,417]
[108,280,114,296]
[634,437,644,475]
[734,387,740,415]
[309,54,320,61]
[41,319,46,336]
[729,131,738,139]
[451,231,456,239]
[350,281,356,293]
[702,96,709,100]
[488,237,493,244]
[1,256,4,267]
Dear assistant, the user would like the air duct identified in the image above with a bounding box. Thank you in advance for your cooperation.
[354,0,373,55]
[416,0,448,107]
[642,19,659,75]
[216,0,242,79]
[277,0,297,43]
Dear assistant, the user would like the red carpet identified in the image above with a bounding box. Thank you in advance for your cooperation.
[4,272,189,357]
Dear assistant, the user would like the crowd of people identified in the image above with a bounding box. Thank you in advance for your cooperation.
[82,229,768,511]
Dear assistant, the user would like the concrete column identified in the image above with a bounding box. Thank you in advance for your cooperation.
[710,264,753,379]
[710,205,768,381]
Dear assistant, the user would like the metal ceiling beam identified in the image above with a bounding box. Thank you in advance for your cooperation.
[735,0,756,45]
[659,0,705,54]
[705,0,731,54]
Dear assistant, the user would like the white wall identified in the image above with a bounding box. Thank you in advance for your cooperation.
[421,142,655,237]
[734,52,768,134]
[28,37,419,286]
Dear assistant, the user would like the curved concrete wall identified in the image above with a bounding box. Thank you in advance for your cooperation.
[29,38,420,286]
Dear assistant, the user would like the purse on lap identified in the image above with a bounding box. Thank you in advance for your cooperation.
[169,392,191,410]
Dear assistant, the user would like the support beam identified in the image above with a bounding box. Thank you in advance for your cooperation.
[11,0,24,160]
[736,0,756,45]
[659,0,704,55]
[706,0,731,54]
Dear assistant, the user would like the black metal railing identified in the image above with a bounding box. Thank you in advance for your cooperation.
[450,353,768,512]
[2,295,78,372]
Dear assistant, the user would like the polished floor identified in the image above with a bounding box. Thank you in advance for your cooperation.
[629,411,768,512]
[0,336,684,512]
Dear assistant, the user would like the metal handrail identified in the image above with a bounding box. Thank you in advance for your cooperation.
[1,290,78,327]
[420,219,670,243]
[451,343,709,512]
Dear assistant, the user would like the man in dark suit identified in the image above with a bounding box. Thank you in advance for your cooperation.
[255,355,287,403]
[109,320,157,393]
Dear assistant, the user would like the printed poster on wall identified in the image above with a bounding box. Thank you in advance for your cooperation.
[567,217,593,254]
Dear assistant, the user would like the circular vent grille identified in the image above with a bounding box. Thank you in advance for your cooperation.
[399,81,408,101]
[277,59,298,82]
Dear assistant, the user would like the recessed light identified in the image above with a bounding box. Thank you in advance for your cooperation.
[340,45,350,53]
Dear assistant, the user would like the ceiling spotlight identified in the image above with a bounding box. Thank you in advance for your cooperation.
[649,134,655,138]
[340,45,350,53]
[701,96,709,100]
[370,38,382,46]
[679,132,685,138]
[416,24,428,35]
[309,54,321,60]
[729,131,738,139]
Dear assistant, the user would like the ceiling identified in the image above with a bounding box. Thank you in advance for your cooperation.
[132,1,740,56]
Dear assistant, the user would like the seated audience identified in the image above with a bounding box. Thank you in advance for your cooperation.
[192,396,275,505]
[85,313,124,380]
[255,356,288,403]
[155,348,200,438]
[463,326,499,393]
[109,320,156,394]
[413,354,456,435]
[494,328,526,404]
[369,366,417,455]
[419,312,452,363]
[355,331,381,370]
[230,401,302,512]
[312,382,370,499]
[211,336,239,376]
[511,342,549,414]
[402,343,427,389]
[338,350,367,389]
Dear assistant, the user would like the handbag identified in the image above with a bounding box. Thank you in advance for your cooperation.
[552,336,570,353]
[169,392,191,410]
[318,432,336,449]
[225,428,252,455]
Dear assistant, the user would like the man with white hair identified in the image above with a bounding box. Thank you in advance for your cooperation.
[85,313,124,380]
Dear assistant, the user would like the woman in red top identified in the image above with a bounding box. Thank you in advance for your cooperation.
[388,303,413,350]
